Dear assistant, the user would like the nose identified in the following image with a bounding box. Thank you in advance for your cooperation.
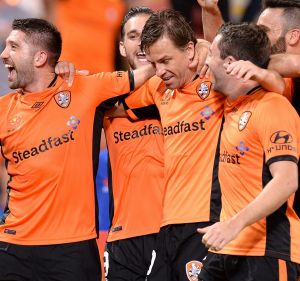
[0,46,8,60]
[155,64,166,78]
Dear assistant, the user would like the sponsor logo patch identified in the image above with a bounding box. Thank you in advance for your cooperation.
[54,91,71,108]
[238,111,252,131]
[236,141,249,156]
[186,260,203,281]
[270,130,293,144]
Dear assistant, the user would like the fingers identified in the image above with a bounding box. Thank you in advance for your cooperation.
[76,69,90,76]
[199,64,209,78]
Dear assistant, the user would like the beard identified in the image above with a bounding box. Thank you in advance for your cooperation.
[271,36,286,54]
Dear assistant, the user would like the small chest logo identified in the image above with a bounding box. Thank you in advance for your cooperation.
[161,89,174,105]
[54,91,71,108]
[238,111,252,131]
[197,81,211,100]
[7,114,22,132]
[186,260,203,281]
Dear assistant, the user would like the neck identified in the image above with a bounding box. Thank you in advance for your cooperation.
[225,80,260,101]
[182,69,198,88]
[23,69,56,93]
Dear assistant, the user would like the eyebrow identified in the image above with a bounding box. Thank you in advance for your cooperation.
[127,30,140,36]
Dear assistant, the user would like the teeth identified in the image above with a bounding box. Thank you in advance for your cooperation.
[4,64,13,68]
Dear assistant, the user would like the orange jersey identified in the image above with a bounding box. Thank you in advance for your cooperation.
[125,76,226,226]
[104,115,164,241]
[218,87,300,263]
[0,71,131,245]
[56,0,125,72]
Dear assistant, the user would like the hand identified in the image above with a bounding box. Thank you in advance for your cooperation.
[55,61,89,87]
[197,0,219,10]
[197,219,242,251]
[224,60,266,83]
[189,39,210,78]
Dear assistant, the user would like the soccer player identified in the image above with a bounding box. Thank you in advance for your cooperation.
[103,7,165,281]
[198,22,300,281]
[123,10,284,281]
[0,18,154,281]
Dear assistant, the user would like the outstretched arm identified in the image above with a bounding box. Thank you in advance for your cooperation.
[197,0,224,42]
[224,60,286,95]
[268,54,300,78]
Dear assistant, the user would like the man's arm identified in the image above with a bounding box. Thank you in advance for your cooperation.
[197,0,224,42]
[224,60,286,95]
[268,54,300,78]
[0,153,8,212]
[198,160,298,251]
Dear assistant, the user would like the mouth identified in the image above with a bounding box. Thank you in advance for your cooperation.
[4,63,16,81]
[136,52,147,62]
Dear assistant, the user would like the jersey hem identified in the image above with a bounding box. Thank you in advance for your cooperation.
[161,216,211,226]
[107,228,160,242]
[0,233,97,245]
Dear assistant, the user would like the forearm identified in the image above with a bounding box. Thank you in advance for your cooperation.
[269,54,300,78]
[132,64,155,89]
[231,163,298,230]
[202,6,224,42]
[257,69,285,95]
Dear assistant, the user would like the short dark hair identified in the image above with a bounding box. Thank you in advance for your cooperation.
[120,7,154,39]
[12,18,62,68]
[217,23,271,68]
[141,9,197,53]
[263,0,300,32]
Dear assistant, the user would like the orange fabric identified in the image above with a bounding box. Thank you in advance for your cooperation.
[125,76,226,226]
[104,116,164,241]
[278,259,288,281]
[56,0,125,72]
[0,72,130,245]
[218,88,300,263]
[283,78,294,102]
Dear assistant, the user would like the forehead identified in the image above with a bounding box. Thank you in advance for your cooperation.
[6,29,27,44]
[210,34,222,54]
[124,14,151,33]
[257,8,284,29]
[147,35,180,59]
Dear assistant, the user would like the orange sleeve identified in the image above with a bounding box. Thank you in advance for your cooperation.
[283,78,294,102]
[124,77,161,120]
[73,71,133,107]
[255,95,299,165]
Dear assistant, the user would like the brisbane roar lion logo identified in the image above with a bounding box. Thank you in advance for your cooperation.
[197,81,212,100]
[238,111,252,131]
[161,89,174,105]
[186,260,203,281]
[54,91,71,108]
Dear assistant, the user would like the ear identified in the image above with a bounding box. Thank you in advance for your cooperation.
[186,41,195,60]
[34,51,48,67]
[286,29,300,46]
[225,56,236,65]
[119,41,127,58]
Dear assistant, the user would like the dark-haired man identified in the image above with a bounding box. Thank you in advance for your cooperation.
[103,7,165,281]
[123,10,283,281]
[0,18,153,281]
[198,22,300,281]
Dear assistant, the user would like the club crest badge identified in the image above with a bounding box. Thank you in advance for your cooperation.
[238,111,252,131]
[54,91,71,108]
[197,81,212,100]
[186,260,203,281]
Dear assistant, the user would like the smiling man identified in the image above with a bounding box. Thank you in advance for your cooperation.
[0,18,154,281]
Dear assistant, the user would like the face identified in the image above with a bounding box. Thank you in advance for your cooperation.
[257,8,287,54]
[1,30,35,89]
[205,34,228,93]
[120,14,151,70]
[146,35,195,89]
